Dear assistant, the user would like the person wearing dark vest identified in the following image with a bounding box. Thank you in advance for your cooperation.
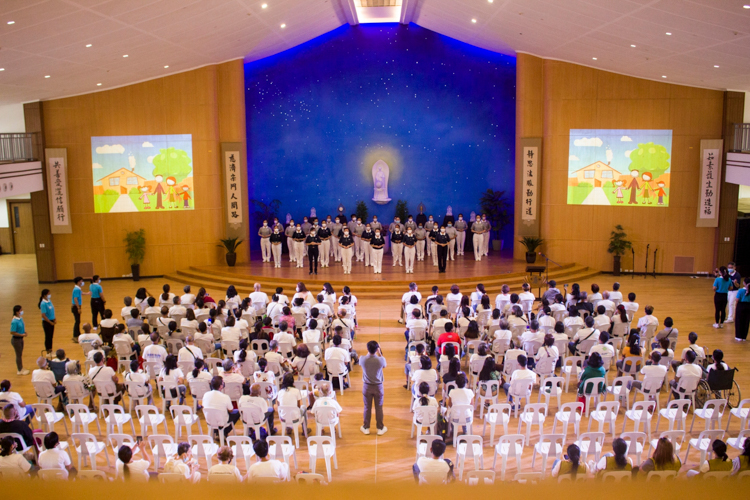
[318,221,331,268]
[403,228,417,274]
[593,437,632,477]
[391,226,404,267]
[361,225,374,267]
[269,227,284,268]
[641,436,682,473]
[305,228,321,275]
[428,225,439,267]
[292,225,306,269]
[370,230,385,274]
[732,437,750,475]
[435,226,450,273]
[339,228,354,275]
[688,439,732,477]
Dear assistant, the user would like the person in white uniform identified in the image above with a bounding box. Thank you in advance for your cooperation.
[481,214,491,256]
[370,230,385,274]
[471,215,485,261]
[454,214,467,255]
[391,226,404,267]
[445,222,457,261]
[285,220,296,263]
[318,221,331,268]
[403,228,417,274]
[331,217,343,262]
[258,220,272,263]
[292,224,306,268]
[415,224,427,261]
[424,216,436,256]
[269,227,284,267]
[339,229,355,274]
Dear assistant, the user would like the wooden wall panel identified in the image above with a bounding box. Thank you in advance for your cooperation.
[716,91,745,266]
[516,57,725,273]
[42,60,246,280]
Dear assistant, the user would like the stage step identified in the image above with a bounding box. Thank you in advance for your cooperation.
[164,263,600,299]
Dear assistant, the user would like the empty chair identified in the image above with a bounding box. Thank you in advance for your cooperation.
[655,399,690,433]
[587,401,620,438]
[411,406,438,438]
[482,404,511,445]
[518,403,547,445]
[171,405,202,440]
[620,431,648,466]
[561,356,584,393]
[575,432,606,464]
[622,401,656,440]
[492,434,525,481]
[67,404,102,436]
[147,434,178,471]
[101,404,136,436]
[690,399,727,432]
[531,433,564,477]
[70,433,110,470]
[605,376,632,412]
[189,434,219,468]
[465,469,495,485]
[684,429,725,464]
[538,376,564,411]
[268,435,297,471]
[307,435,337,482]
[726,398,750,432]
[135,405,168,439]
[278,405,308,449]
[552,402,584,438]
[30,403,68,435]
[455,435,484,480]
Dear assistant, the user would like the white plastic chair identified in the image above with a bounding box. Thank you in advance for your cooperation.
[575,431,605,464]
[108,433,141,463]
[70,432,110,470]
[419,470,448,485]
[538,376,564,413]
[620,431,647,466]
[204,407,234,446]
[552,402,584,438]
[38,468,69,480]
[240,404,269,441]
[561,356,584,393]
[62,380,88,406]
[726,398,750,432]
[683,429,725,464]
[465,469,495,485]
[227,435,256,473]
[601,471,632,482]
[690,399,727,432]
[633,376,663,413]
[482,404,511,445]
[727,429,750,452]
[187,379,210,413]
[587,401,620,438]
[326,359,350,396]
[507,379,534,417]
[101,404,136,436]
[32,381,62,406]
[605,375,632,411]
[124,380,151,413]
[415,434,443,460]
[157,380,182,413]
[278,405,308,449]
[189,434,219,468]
[475,380,501,418]
[622,400,656,440]
[93,380,123,415]
[655,399,690,433]
[307,435,337,482]
[147,434,178,471]
[313,405,342,439]
[449,404,475,447]
[648,430,685,456]
[580,377,607,417]
[645,470,677,482]
[67,404,102,436]
[492,434,525,480]
[77,469,108,480]
[411,406,438,438]
[531,433,564,477]
[31,403,68,435]
[268,435,297,472]
[171,405,202,440]
[455,435,484,480]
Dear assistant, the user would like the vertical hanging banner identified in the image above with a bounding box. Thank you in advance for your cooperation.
[45,148,72,234]
[696,140,723,227]
[224,150,243,224]
[522,146,539,221]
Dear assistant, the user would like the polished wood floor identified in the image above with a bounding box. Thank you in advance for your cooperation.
[1,254,748,482]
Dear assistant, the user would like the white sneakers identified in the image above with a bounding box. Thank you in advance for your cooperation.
[360,426,388,436]
[713,323,723,328]
[377,427,388,436]
[17,369,29,375]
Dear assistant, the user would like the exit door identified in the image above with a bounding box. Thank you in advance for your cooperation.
[9,202,35,254]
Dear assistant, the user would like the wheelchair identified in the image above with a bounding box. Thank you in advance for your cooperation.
[694,367,741,409]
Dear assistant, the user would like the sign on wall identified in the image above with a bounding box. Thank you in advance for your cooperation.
[696,140,723,228]
[224,151,243,224]
[45,148,72,234]
[522,146,539,221]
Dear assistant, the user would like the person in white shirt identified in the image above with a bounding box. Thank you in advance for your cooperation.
[445,373,473,409]
[203,376,240,435]
[706,349,730,373]
[159,284,176,307]
[670,350,702,397]
[502,354,537,401]
[593,305,612,331]
[77,323,101,347]
[274,325,296,350]
[32,357,67,402]
[169,296,186,318]
[302,320,323,354]
[116,443,151,481]
[406,309,428,342]
[568,316,599,356]
[520,320,545,346]
[597,291,616,315]
[311,382,343,414]
[519,283,536,307]
[549,294,567,313]
[628,351,667,391]
[637,305,659,336]
[325,335,351,372]
[88,351,124,401]
[312,294,332,320]
[162,442,201,483]
[534,334,560,365]
[446,285,463,313]
[39,432,75,475]
[265,340,287,369]
[608,283,623,304]
[400,283,422,324]
[208,446,244,482]
[158,355,187,404]
[413,439,452,483]
[587,331,615,363]
[99,309,119,330]
[220,316,242,345]
[142,332,168,368]
[673,332,705,371]
[563,308,585,329]
[588,284,603,305]
[144,297,160,319]
[180,286,196,309]
[124,359,154,404]
[121,297,135,323]
[623,292,639,317]
[249,284,269,311]
[410,356,438,394]
[404,295,422,324]
[246,439,289,482]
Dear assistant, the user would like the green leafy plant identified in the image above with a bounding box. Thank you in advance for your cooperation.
[355,200,369,223]
[249,199,281,226]
[124,229,146,265]
[479,189,512,238]
[395,200,409,223]
[218,237,243,254]
[519,236,544,253]
[607,224,632,256]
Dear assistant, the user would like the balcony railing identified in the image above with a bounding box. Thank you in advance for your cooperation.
[733,124,750,153]
[0,133,37,162]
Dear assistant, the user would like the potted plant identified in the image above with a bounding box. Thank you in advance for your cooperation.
[218,237,243,267]
[124,229,146,281]
[607,224,632,276]
[395,200,409,223]
[479,189,512,251]
[519,236,544,264]
[355,200,369,224]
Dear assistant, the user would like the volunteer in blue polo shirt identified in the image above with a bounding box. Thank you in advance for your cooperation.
[71,276,89,341]
[89,275,106,329]
[10,305,28,375]
[39,289,56,355]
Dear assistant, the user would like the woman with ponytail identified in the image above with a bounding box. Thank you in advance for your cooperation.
[687,439,731,476]
[38,288,56,355]
[187,358,211,383]
[552,443,588,478]
[731,437,750,474]
[116,443,151,481]
[593,437,632,476]
[713,266,731,328]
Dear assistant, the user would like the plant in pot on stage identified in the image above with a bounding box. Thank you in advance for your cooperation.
[219,237,243,267]
[124,229,146,281]
[519,236,544,264]
[355,200,369,224]
[478,189,512,252]
[395,200,409,224]
[607,224,632,276]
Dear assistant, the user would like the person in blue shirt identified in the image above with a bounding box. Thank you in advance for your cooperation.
[734,277,750,342]
[71,276,89,341]
[89,275,106,329]
[9,305,28,375]
[713,266,731,329]
[38,289,56,355]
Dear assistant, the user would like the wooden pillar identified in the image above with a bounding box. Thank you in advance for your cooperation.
[716,91,745,266]
[23,102,57,282]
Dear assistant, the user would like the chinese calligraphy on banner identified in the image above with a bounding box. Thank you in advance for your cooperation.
[522,146,538,221]
[224,151,243,224]
[700,148,721,220]
[46,154,72,233]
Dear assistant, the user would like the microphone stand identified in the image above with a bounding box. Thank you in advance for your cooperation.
[653,248,658,278]
[631,247,635,279]
[539,252,563,286]
[645,244,650,279]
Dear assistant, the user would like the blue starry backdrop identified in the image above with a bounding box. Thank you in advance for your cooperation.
[245,23,516,248]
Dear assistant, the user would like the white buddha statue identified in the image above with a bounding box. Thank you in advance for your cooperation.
[372,160,391,205]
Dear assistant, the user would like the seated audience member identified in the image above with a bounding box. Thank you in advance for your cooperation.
[616,334,642,374]
[640,437,681,473]
[652,316,678,349]
[32,357,66,407]
[290,344,321,379]
[445,373,473,409]
[48,349,70,383]
[577,352,606,397]
[731,438,750,475]
[687,439,731,477]
[246,439,289,482]
[589,284,602,304]
[436,322,460,355]
[623,292,639,317]
[563,308,584,330]
[591,437,632,477]
[186,359,212,384]
[411,381,439,412]
[311,381,343,416]
[0,404,34,449]
[552,444,588,479]
[597,292,615,315]
[406,309,428,342]
[162,441,201,483]
[113,324,140,356]
[77,323,101,347]
[653,337,675,362]
[707,349,729,373]
[88,351,125,403]
[209,446,243,482]
[142,332,168,368]
[673,332,705,371]
[587,331,615,363]
[39,431,76,477]
[609,282,623,303]
[0,380,34,421]
[178,336,203,362]
[125,359,154,404]
[410,356,438,394]
[169,296,186,318]
[593,305,611,331]
[637,305,659,336]
[158,355,187,405]
[568,315,598,356]
[203,376,240,437]
[520,319,544,345]
[412,439,453,483]
[116,444,151,481]
[0,435,32,476]
[502,355,536,400]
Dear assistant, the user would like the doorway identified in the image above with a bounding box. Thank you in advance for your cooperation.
[8,201,34,254]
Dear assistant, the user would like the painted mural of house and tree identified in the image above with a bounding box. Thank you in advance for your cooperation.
[92,134,194,213]
[567,129,672,207]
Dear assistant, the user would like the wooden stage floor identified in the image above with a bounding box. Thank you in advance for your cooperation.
[1,254,749,483]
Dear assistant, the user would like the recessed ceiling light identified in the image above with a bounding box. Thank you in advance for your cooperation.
[592,57,597,60]
[86,44,92,47]
[662,75,667,78]
[97,83,102,86]
[714,65,720,68]
[123,54,128,58]
[630,44,636,48]
[665,32,671,35]
[164,65,169,68]
[7,21,15,25]
[45,75,50,78]
[261,3,267,8]
[744,5,750,9]
[280,23,286,28]
[0,68,5,72]
[488,0,494,3]
[471,18,477,23]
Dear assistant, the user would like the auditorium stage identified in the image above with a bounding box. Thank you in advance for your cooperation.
[165,251,599,299]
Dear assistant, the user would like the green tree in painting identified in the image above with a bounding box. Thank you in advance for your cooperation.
[628,142,671,179]
[152,147,192,182]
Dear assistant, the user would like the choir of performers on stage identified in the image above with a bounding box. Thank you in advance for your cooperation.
[258,211,492,275]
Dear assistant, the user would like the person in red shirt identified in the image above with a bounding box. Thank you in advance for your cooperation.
[436,322,460,355]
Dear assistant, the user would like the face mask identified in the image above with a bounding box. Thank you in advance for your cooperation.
[376,233,381,237]
[344,232,349,236]
[441,230,446,233]
[418,225,423,229]
[448,223,452,227]
[322,224,327,228]
[459,217,463,220]
[47,295,51,300]
[335,220,340,224]
[263,223,267,226]
[296,227,301,231]
[429,218,433,221]
[407,231,413,235]
[408,219,413,222]
[20,311,24,316]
